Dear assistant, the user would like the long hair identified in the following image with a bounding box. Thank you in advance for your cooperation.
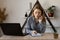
[32,5,46,22]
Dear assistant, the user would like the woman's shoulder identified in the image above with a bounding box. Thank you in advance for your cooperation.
[27,16,34,21]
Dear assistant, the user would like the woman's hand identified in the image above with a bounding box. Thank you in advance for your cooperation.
[38,16,43,23]
[39,15,46,22]
[35,16,43,23]
[32,30,37,34]
[35,15,45,23]
[39,16,43,20]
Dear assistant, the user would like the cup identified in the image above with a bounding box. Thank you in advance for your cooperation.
[53,33,58,39]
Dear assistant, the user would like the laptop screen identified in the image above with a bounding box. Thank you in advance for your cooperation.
[0,23,23,36]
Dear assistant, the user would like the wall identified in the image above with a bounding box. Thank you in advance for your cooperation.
[0,0,36,26]
[0,0,60,33]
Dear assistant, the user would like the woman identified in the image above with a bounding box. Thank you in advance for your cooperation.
[25,7,46,36]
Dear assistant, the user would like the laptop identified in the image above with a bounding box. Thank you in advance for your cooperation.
[0,23,23,36]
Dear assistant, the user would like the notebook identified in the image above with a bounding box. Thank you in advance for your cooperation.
[31,33,42,37]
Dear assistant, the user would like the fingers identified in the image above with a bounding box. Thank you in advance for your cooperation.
[34,31,37,34]
[32,31,37,34]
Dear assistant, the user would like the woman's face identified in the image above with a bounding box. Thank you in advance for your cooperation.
[33,9,42,19]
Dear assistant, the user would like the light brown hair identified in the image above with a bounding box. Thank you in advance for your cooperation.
[32,5,46,22]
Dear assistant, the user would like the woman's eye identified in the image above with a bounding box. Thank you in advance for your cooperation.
[38,12,40,13]
[35,12,37,13]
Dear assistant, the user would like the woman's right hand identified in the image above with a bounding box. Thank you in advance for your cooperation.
[32,30,37,34]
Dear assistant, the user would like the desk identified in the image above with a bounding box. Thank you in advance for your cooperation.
[0,33,60,40]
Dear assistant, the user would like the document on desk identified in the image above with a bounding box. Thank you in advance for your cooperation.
[31,33,42,37]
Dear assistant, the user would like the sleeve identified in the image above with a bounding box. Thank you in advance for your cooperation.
[41,22,46,33]
[25,18,32,35]
[38,22,46,33]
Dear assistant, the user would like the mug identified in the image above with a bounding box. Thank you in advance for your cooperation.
[53,33,58,39]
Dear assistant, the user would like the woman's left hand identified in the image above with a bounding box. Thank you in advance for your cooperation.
[39,16,43,20]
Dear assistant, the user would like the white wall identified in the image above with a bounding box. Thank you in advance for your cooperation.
[0,0,60,33]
